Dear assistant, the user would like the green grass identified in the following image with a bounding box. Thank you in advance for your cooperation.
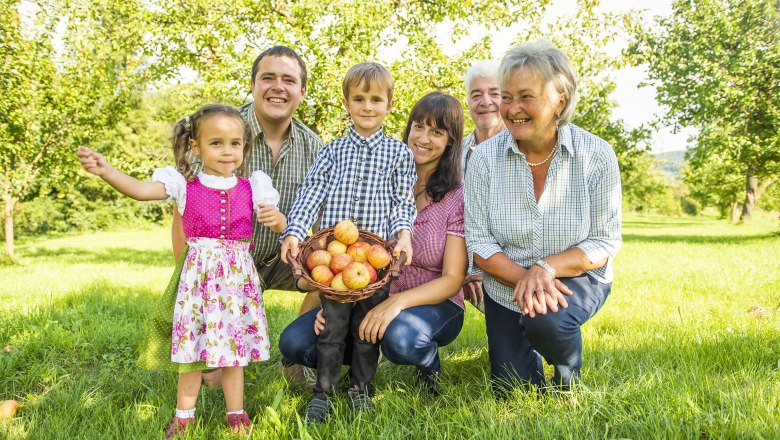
[1,215,779,439]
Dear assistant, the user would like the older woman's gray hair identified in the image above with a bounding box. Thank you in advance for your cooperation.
[499,39,578,126]
[464,60,501,93]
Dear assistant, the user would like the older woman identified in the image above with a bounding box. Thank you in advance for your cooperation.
[465,39,622,389]
[279,92,468,395]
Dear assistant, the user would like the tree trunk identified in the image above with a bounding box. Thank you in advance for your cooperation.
[3,194,17,262]
[740,166,758,222]
[729,200,740,223]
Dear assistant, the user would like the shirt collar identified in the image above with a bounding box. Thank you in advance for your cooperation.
[464,131,477,151]
[246,103,297,142]
[197,172,238,189]
[348,126,384,148]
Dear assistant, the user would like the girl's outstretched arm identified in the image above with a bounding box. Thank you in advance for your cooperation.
[77,146,167,201]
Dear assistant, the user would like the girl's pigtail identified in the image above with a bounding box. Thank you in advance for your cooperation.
[235,120,253,178]
[172,115,196,181]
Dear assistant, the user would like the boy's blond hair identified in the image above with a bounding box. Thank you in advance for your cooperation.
[342,62,394,101]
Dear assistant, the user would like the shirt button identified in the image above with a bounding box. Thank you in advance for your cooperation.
[361,157,365,162]
[221,217,226,221]
[362,140,367,145]
[220,191,226,195]
[220,209,226,213]
[357,177,362,182]
[219,235,225,239]
[220,199,226,204]
[220,226,226,231]
[354,196,359,201]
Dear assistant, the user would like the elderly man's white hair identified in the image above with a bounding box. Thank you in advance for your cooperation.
[464,60,501,94]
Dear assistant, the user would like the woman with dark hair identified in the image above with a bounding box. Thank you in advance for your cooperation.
[278,92,468,394]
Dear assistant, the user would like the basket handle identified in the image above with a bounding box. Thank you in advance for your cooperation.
[286,249,304,278]
[390,251,407,279]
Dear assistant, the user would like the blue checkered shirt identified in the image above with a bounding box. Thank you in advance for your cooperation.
[464,124,622,313]
[281,127,417,242]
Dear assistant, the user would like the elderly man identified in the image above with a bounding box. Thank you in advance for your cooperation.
[461,60,506,312]
[173,45,324,387]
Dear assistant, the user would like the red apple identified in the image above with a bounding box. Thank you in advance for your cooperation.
[329,253,353,274]
[342,262,371,290]
[306,250,332,271]
[333,219,359,245]
[361,262,378,283]
[367,244,391,269]
[346,241,371,262]
[327,240,347,255]
[310,265,335,285]
[330,273,347,290]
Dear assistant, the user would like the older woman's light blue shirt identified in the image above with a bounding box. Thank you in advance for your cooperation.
[464,124,622,313]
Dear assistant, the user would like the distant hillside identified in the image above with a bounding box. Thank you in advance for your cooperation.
[653,150,686,181]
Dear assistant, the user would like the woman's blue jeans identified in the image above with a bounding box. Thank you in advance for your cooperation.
[279,299,464,374]
[484,273,610,389]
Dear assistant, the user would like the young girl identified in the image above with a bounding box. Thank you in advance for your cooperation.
[77,104,284,438]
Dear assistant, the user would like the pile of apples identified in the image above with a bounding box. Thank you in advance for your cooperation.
[305,220,392,290]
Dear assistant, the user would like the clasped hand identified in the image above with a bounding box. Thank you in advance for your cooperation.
[511,265,573,317]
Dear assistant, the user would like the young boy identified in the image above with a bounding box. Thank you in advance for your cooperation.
[280,62,416,421]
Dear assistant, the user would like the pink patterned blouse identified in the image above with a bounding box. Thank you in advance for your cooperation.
[390,183,466,309]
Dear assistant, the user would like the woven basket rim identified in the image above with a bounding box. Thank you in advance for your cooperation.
[294,227,397,303]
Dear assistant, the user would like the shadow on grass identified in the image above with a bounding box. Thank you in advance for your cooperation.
[21,247,172,266]
[622,232,778,245]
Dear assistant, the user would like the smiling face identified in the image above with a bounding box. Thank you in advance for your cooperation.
[407,120,449,169]
[251,55,306,126]
[500,66,564,149]
[467,76,504,137]
[342,80,393,138]
[190,115,246,177]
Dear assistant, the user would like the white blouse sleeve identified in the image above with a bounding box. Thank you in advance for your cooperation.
[151,166,187,215]
[249,170,280,211]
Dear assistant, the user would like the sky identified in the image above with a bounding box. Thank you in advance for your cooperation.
[464,0,695,153]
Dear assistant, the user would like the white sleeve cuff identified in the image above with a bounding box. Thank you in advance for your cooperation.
[151,166,186,215]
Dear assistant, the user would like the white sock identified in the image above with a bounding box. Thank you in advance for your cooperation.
[175,408,196,419]
[226,409,244,416]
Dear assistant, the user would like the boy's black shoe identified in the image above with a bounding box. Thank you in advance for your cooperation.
[304,395,332,423]
[347,393,374,412]
[347,385,375,412]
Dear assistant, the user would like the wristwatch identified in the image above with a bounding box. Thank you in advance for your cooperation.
[534,259,557,278]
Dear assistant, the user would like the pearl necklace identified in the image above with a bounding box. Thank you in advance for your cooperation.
[527,146,556,167]
[526,132,559,167]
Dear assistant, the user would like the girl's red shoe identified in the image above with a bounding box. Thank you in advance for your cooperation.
[165,417,195,440]
[226,411,252,433]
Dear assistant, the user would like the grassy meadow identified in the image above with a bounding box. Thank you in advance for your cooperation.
[0,214,778,439]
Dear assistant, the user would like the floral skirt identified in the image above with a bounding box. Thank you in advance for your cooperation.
[137,238,270,372]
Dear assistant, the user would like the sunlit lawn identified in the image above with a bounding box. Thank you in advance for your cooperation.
[1,214,778,438]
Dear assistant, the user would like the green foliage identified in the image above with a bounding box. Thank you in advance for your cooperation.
[0,0,150,256]
[145,0,552,141]
[631,0,780,218]
[622,154,683,215]
[2,218,779,437]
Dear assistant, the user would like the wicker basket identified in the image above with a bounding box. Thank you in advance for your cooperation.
[288,227,406,303]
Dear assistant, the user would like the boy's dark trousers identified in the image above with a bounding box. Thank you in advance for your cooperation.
[314,284,390,397]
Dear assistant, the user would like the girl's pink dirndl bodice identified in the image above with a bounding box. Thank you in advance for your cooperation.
[172,177,270,367]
